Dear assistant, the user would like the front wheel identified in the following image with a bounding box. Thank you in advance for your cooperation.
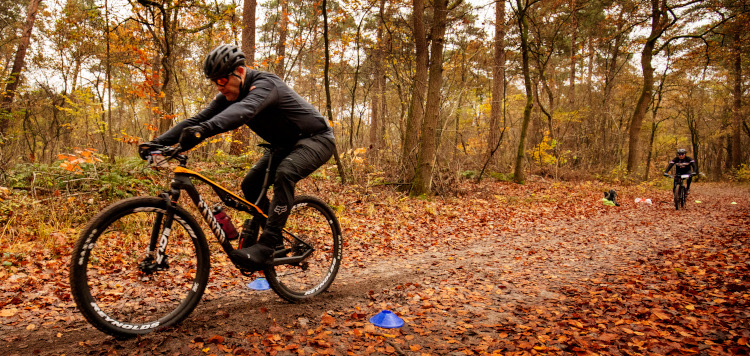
[674,185,681,210]
[69,197,210,338]
[265,195,342,302]
[679,185,687,209]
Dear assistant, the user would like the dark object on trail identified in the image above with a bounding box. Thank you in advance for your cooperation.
[604,190,620,206]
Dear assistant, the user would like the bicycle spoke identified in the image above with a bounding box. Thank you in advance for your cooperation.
[265,196,341,302]
[70,198,209,338]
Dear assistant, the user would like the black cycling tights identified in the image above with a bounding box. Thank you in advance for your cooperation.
[240,135,335,236]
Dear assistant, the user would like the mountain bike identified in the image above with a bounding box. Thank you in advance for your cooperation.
[69,144,342,339]
[666,173,692,210]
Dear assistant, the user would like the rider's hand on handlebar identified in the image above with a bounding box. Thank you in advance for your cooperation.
[663,172,670,177]
[178,126,205,152]
[138,142,161,160]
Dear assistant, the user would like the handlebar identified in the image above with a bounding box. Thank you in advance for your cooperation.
[141,142,275,169]
[141,143,188,168]
[664,173,697,179]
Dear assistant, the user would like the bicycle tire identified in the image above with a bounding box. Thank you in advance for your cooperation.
[674,185,680,210]
[679,185,687,209]
[70,197,210,339]
[265,195,342,302]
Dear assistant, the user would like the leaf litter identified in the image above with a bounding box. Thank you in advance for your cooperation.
[1,179,748,355]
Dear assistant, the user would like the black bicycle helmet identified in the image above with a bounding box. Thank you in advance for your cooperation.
[203,44,246,80]
[677,148,687,155]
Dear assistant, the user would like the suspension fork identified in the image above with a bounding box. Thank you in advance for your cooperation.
[146,189,180,266]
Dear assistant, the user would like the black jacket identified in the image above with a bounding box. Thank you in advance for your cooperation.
[665,156,697,175]
[154,68,333,148]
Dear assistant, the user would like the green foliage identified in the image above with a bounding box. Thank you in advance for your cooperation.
[489,172,515,182]
[2,158,161,200]
[96,170,155,198]
[460,170,514,183]
[310,169,332,180]
[460,170,479,179]
[596,164,632,184]
[529,132,565,166]
[734,162,750,182]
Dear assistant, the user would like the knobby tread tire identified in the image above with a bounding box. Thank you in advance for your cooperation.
[69,197,210,339]
[265,195,342,303]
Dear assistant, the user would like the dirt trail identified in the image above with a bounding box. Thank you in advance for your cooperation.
[2,181,749,355]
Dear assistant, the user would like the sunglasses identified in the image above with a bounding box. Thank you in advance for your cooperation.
[212,73,241,86]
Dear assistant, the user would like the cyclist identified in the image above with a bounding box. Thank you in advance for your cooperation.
[662,148,697,194]
[138,44,336,271]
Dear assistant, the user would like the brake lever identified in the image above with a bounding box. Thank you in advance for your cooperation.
[168,144,183,160]
[149,150,170,169]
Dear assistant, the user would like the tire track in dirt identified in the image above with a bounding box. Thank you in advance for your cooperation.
[3,183,748,355]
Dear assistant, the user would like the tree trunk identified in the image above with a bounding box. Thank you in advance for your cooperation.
[730,44,742,169]
[369,0,387,154]
[322,0,347,184]
[232,0,257,155]
[485,0,506,169]
[513,0,533,184]
[411,0,449,196]
[401,0,429,180]
[568,0,577,106]
[644,79,666,181]
[626,0,668,174]
[275,0,289,78]
[105,0,114,162]
[348,15,366,151]
[687,111,700,175]
[241,0,256,65]
[645,121,658,181]
[585,36,593,108]
[0,0,43,136]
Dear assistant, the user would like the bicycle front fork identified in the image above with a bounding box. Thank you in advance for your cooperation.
[140,190,180,274]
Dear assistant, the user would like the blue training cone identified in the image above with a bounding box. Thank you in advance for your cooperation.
[247,277,270,291]
[369,310,404,329]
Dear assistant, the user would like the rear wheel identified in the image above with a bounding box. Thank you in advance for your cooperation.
[265,196,342,302]
[70,197,210,339]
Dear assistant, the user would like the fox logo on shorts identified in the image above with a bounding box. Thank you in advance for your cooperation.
[274,205,288,214]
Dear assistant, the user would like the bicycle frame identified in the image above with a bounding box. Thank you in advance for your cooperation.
[147,163,312,271]
[671,174,691,209]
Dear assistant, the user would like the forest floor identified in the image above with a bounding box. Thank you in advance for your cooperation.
[1,177,749,355]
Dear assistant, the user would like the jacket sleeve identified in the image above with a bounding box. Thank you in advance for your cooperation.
[154,98,226,145]
[690,159,698,174]
[197,78,278,137]
[664,161,674,174]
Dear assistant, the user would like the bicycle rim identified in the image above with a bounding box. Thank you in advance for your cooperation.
[70,197,209,338]
[266,196,342,302]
